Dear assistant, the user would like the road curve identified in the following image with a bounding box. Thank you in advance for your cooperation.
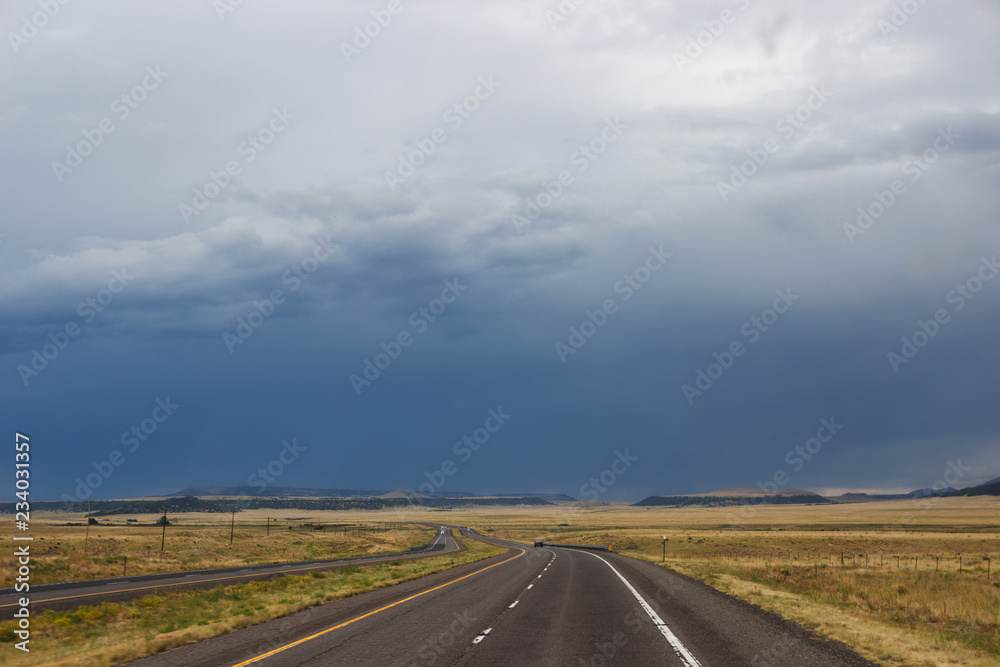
[123,530,876,667]
[0,525,459,613]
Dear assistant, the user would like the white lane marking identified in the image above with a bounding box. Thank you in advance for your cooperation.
[431,530,445,549]
[472,628,492,644]
[527,584,533,589]
[508,600,518,608]
[584,552,702,667]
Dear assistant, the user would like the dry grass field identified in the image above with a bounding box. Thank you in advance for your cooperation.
[0,534,504,667]
[2,499,995,666]
[391,497,1000,667]
[0,510,434,586]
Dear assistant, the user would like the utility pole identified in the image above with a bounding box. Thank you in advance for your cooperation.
[230,511,235,546]
[84,501,92,554]
[266,517,270,536]
[160,509,167,553]
[662,536,666,563]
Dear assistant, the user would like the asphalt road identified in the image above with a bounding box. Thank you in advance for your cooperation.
[0,525,458,613]
[125,531,877,667]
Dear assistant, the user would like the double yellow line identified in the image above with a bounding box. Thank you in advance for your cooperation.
[231,547,526,666]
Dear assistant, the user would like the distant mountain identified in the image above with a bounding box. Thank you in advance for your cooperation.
[941,477,1000,497]
[827,492,910,503]
[491,493,577,502]
[171,486,389,498]
[699,487,823,498]
[170,486,565,501]
[635,488,832,507]
[907,487,957,497]
[377,489,478,499]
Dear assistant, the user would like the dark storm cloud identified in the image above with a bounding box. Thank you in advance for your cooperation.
[1,0,999,501]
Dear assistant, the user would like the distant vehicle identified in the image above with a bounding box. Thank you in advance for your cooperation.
[533,540,544,547]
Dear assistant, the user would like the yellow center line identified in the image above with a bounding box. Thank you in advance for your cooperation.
[231,547,526,667]
[0,543,459,609]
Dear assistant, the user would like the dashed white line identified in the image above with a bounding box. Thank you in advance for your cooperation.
[472,628,492,644]
[583,552,702,667]
[527,584,533,589]
[508,600,518,608]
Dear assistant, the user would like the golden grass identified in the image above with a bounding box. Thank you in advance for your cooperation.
[0,512,433,586]
[375,498,1000,666]
[6,499,996,665]
[0,535,505,667]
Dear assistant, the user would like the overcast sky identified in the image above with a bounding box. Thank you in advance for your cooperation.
[2,0,999,502]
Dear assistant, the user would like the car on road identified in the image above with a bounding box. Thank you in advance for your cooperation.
[533,540,544,547]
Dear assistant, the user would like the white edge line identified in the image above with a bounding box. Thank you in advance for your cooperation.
[584,552,702,667]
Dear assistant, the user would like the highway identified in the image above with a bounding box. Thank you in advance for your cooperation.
[124,529,876,667]
[0,525,458,613]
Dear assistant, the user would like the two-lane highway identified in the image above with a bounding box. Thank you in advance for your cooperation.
[459,538,874,666]
[0,525,460,613]
[126,530,876,666]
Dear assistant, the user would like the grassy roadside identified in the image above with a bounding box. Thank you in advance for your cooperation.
[0,535,506,667]
[0,517,434,586]
[437,500,999,667]
[627,552,1000,667]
